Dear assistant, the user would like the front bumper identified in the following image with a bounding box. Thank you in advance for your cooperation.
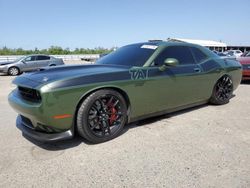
[16,115,74,142]
[9,89,75,142]
[9,88,74,128]
[0,66,8,73]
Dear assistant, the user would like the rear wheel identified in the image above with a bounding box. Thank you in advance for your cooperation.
[77,89,127,143]
[8,67,20,76]
[210,75,233,105]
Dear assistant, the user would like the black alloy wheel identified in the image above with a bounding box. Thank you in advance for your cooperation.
[77,89,127,143]
[210,75,233,105]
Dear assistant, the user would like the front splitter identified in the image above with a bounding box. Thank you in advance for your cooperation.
[16,115,74,142]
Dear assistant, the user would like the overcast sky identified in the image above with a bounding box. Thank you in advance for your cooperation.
[0,0,250,49]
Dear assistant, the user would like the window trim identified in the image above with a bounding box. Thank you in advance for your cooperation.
[189,47,209,64]
[24,56,36,62]
[150,45,197,67]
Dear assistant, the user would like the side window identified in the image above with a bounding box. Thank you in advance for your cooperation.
[36,55,50,61]
[153,46,195,66]
[190,47,208,63]
[24,56,36,62]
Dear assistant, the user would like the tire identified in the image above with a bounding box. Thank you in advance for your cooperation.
[210,75,233,105]
[8,67,20,76]
[77,89,127,143]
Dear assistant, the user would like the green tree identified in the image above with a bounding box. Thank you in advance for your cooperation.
[0,46,113,55]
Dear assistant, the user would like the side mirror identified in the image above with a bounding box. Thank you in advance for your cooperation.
[159,58,179,71]
[21,60,26,64]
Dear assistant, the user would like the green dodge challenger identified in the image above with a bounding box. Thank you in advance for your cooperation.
[8,41,242,143]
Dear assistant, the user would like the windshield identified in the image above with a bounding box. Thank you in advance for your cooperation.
[96,43,157,67]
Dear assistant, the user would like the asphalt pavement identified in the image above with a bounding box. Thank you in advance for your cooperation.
[0,69,249,188]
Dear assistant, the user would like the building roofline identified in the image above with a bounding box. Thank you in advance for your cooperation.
[168,38,227,47]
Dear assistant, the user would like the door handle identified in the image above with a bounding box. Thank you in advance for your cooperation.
[194,68,201,73]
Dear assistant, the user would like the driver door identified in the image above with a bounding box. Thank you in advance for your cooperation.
[129,46,205,117]
[22,55,37,71]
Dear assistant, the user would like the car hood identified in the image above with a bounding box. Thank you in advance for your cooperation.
[13,64,130,89]
[0,61,15,66]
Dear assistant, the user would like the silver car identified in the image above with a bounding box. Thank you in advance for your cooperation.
[0,54,64,75]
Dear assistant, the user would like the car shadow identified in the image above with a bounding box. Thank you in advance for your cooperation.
[0,73,8,76]
[25,103,209,151]
[123,103,209,131]
[23,133,89,151]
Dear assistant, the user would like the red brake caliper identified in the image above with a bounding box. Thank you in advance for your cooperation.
[109,106,117,125]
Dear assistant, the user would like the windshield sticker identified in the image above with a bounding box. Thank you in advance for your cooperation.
[129,69,149,80]
[140,45,158,50]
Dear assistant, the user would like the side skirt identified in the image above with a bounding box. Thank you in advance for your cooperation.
[128,100,209,123]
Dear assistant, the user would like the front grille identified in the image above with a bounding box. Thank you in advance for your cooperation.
[18,86,41,102]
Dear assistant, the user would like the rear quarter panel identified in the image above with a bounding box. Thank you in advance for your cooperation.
[219,58,242,90]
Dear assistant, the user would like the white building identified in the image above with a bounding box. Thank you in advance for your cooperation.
[168,38,227,51]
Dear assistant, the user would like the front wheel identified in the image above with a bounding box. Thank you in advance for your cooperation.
[210,75,233,105]
[77,89,127,143]
[8,67,20,76]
